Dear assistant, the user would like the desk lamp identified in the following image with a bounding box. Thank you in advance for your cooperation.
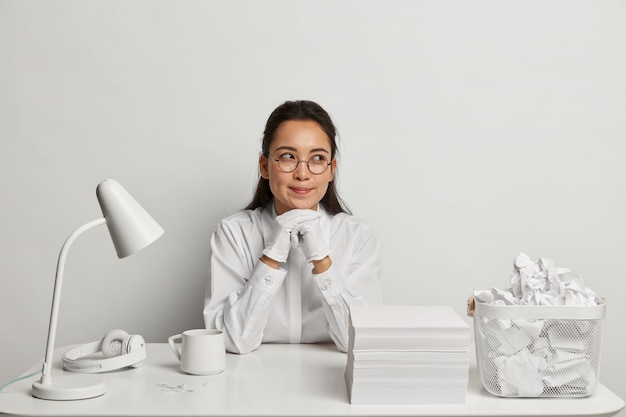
[32,179,164,400]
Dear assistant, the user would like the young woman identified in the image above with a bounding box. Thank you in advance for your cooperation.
[203,100,382,354]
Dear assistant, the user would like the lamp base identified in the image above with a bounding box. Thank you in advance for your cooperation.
[32,375,106,400]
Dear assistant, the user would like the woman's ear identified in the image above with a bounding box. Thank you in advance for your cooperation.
[328,158,337,182]
[259,153,270,179]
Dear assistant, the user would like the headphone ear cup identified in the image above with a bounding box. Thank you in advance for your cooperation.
[122,334,146,368]
[101,329,130,358]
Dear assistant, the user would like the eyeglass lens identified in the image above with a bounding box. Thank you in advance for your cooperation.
[271,154,330,174]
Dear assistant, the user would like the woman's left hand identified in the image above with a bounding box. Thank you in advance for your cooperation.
[295,218,330,263]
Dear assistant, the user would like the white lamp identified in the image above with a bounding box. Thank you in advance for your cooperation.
[32,179,164,401]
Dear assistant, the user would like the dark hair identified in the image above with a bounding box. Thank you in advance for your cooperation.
[245,100,350,215]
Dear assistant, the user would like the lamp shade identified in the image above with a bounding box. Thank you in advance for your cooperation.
[96,179,164,258]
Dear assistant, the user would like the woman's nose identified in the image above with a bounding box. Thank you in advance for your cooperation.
[293,160,310,179]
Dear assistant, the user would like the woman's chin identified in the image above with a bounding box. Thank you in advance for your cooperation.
[276,199,318,214]
[292,200,318,211]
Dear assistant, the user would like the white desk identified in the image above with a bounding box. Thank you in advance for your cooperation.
[0,343,623,417]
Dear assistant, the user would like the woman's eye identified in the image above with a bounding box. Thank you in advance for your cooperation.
[279,153,296,161]
[311,155,327,163]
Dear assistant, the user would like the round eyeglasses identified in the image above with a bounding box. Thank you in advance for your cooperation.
[266,153,332,175]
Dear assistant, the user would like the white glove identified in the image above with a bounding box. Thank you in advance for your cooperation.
[295,217,330,263]
[262,209,321,263]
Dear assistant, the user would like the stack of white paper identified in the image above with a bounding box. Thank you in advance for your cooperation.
[345,305,470,405]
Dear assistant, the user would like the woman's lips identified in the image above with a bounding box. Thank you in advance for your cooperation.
[290,187,312,195]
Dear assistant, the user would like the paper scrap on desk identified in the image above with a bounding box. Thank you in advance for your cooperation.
[473,252,599,397]
[156,383,193,393]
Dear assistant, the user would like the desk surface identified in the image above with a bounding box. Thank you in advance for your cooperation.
[0,343,623,417]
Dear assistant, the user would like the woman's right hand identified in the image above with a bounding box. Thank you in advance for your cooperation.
[261,209,321,264]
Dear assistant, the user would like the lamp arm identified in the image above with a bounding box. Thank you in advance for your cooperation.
[39,218,107,385]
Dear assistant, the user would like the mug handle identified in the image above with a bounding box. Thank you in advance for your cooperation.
[168,334,183,361]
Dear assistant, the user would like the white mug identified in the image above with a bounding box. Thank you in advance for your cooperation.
[168,329,226,375]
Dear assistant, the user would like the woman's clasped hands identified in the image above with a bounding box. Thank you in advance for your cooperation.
[262,209,330,264]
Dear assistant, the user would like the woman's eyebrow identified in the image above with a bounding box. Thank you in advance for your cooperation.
[310,147,330,154]
[274,145,330,154]
[274,145,297,152]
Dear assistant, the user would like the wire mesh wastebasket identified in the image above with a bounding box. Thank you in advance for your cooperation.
[467,296,605,398]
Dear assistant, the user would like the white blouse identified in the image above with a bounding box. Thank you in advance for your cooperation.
[203,203,383,354]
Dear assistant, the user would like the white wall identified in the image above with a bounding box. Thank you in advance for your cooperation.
[1,0,624,411]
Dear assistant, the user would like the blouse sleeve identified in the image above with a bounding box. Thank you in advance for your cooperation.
[203,220,287,354]
[312,225,383,352]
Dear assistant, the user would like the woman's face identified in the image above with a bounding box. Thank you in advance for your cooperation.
[260,120,336,215]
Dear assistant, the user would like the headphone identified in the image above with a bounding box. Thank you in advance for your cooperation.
[62,329,147,374]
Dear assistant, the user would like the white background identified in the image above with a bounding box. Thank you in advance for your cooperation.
[1,0,624,412]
